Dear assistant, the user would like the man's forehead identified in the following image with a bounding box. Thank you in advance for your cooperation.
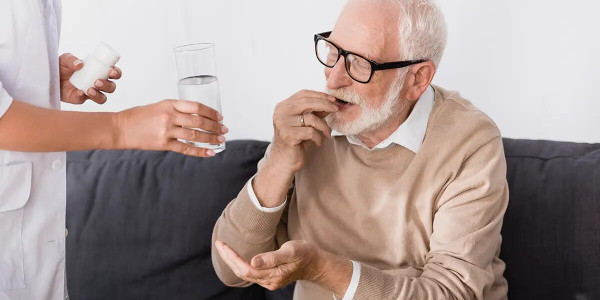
[330,0,401,60]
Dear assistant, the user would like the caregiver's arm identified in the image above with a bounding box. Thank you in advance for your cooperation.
[0,96,227,157]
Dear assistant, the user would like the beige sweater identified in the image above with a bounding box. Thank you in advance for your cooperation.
[212,86,509,300]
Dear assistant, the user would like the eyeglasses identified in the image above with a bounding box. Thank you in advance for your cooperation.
[314,31,425,84]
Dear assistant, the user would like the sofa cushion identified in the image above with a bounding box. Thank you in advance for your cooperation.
[66,140,269,300]
[502,138,600,300]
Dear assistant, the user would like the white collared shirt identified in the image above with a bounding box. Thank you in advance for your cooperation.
[332,85,435,153]
[248,86,435,300]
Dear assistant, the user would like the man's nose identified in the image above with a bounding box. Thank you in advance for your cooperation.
[326,56,353,90]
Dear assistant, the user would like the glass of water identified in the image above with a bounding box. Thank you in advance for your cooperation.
[174,43,225,153]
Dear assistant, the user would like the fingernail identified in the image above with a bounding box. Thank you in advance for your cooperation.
[217,113,224,121]
[110,70,118,77]
[87,88,97,96]
[73,60,83,67]
[221,125,229,133]
[95,80,104,88]
[253,257,264,268]
[218,136,226,142]
[207,150,215,157]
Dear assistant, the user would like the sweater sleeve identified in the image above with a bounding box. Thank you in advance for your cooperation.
[353,136,509,300]
[211,143,293,287]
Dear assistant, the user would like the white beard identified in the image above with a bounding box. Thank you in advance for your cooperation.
[325,78,404,135]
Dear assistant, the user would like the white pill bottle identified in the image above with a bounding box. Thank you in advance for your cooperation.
[70,42,120,96]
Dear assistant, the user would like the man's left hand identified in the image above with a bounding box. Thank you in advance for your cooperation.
[215,240,326,291]
[59,53,122,105]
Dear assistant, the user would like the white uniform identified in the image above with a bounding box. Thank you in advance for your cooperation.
[0,0,67,299]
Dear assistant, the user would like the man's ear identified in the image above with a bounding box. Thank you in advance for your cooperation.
[405,61,436,101]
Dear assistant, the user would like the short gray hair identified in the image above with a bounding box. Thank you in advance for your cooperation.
[392,0,447,67]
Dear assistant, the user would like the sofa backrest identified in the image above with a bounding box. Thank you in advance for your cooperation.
[66,138,600,300]
[501,138,600,300]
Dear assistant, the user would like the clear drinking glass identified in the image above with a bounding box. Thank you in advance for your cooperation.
[174,43,225,153]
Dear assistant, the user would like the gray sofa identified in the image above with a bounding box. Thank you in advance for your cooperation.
[65,139,600,300]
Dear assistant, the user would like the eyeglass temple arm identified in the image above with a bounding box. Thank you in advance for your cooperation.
[376,60,426,70]
[314,31,332,41]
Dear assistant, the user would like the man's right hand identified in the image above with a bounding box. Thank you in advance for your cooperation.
[114,99,228,157]
[251,90,338,208]
[268,90,339,173]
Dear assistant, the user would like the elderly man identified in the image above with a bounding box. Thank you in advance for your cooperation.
[212,0,508,299]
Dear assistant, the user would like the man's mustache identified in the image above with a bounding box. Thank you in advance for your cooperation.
[326,88,366,106]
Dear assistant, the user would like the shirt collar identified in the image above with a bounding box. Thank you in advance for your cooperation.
[331,85,435,153]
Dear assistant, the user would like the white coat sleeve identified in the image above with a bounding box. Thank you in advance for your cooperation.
[0,81,14,119]
[0,0,27,119]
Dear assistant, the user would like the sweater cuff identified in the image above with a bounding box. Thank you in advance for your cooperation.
[353,263,393,299]
[247,175,287,212]
[228,181,286,243]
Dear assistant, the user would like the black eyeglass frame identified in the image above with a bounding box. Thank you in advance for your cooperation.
[314,31,426,84]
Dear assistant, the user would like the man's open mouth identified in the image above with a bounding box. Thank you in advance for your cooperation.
[335,98,352,105]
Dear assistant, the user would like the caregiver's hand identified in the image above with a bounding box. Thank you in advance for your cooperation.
[59,53,122,105]
[114,99,228,157]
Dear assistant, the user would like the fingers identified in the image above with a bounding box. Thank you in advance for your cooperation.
[313,110,333,119]
[251,248,293,270]
[80,72,119,104]
[297,127,323,147]
[287,97,339,115]
[287,90,337,115]
[277,123,324,147]
[281,114,330,144]
[109,66,122,79]
[271,89,339,149]
[166,140,217,157]
[59,53,83,72]
[296,113,332,138]
[215,241,263,280]
[94,79,117,93]
[276,90,338,116]
[215,241,291,291]
[169,127,225,145]
[171,100,223,121]
[216,242,240,274]
[159,100,227,158]
[64,89,88,105]
[86,88,108,104]
[174,113,228,134]
[293,89,337,103]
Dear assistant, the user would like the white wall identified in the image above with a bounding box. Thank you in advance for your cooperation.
[436,0,600,143]
[60,0,600,143]
[59,0,187,113]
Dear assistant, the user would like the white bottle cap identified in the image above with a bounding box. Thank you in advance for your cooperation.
[92,42,120,66]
